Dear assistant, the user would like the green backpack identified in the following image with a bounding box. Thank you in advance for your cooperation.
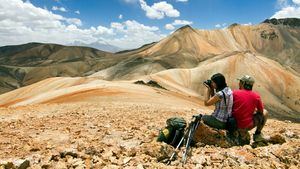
[157,117,187,147]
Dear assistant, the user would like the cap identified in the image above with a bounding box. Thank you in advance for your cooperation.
[237,75,255,85]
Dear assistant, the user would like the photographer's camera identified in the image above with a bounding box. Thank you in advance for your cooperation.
[203,79,212,87]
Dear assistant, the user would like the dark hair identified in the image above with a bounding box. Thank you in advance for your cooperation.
[211,73,227,91]
[241,81,253,90]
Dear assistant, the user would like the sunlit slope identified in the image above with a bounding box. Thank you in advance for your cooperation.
[1,51,298,120]
[0,77,201,109]
[146,51,300,121]
[91,23,299,81]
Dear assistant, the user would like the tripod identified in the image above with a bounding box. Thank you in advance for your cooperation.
[167,114,202,165]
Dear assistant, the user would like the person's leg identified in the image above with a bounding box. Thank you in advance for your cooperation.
[253,109,268,141]
[202,115,226,130]
[253,109,268,134]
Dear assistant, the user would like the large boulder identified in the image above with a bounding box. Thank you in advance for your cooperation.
[193,122,231,148]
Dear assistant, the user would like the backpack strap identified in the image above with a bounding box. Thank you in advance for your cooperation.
[221,90,227,106]
[170,130,181,146]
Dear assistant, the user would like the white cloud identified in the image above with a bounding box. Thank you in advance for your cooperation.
[122,0,138,3]
[165,19,193,30]
[277,0,289,8]
[215,23,227,28]
[292,0,300,5]
[107,20,165,48]
[0,0,165,49]
[52,6,67,12]
[139,0,180,19]
[215,24,221,28]
[111,22,125,31]
[242,22,252,26]
[165,24,175,30]
[272,0,300,18]
[176,0,188,2]
[75,10,80,14]
[172,19,193,25]
[65,18,82,26]
[271,6,300,18]
[119,14,123,19]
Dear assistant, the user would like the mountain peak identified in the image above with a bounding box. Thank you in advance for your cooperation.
[263,18,300,27]
[228,23,240,29]
[175,25,194,33]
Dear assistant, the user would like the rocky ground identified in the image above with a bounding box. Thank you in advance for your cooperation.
[0,102,299,169]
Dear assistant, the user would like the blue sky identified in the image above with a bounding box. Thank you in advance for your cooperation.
[31,0,278,31]
[1,0,300,49]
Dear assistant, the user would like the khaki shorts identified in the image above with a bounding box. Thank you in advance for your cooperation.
[252,112,264,129]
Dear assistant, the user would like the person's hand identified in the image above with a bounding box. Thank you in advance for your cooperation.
[193,114,202,121]
[203,83,211,89]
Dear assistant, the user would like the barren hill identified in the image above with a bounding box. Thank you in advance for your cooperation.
[0,43,119,94]
[0,19,300,121]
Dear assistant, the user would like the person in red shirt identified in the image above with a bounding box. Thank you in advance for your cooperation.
[232,75,268,142]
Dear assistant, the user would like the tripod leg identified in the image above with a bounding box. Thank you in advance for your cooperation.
[167,120,193,165]
[182,120,200,165]
[182,122,195,164]
[167,135,184,165]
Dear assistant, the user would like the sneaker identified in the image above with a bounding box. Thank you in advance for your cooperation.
[253,133,266,142]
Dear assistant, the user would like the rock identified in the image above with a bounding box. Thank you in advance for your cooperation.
[84,158,92,169]
[123,157,132,164]
[93,162,105,169]
[193,122,231,148]
[251,141,268,148]
[210,153,225,163]
[284,130,298,138]
[53,161,67,168]
[109,156,120,165]
[0,162,14,169]
[13,159,30,169]
[60,149,78,158]
[195,164,204,169]
[27,154,42,165]
[225,149,255,164]
[50,154,60,161]
[137,164,144,169]
[85,146,103,156]
[268,134,286,144]
[103,165,119,169]
[119,139,141,149]
[289,165,299,169]
[102,149,113,161]
[41,164,51,169]
[140,141,173,161]
[29,146,40,152]
[127,147,137,157]
[191,155,206,165]
[72,159,85,168]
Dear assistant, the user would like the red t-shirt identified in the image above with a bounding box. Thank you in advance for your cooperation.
[232,89,264,129]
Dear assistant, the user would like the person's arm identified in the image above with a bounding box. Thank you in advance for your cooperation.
[256,95,264,114]
[204,87,221,106]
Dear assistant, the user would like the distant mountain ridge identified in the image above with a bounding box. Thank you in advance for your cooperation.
[68,41,123,53]
[263,18,300,27]
[0,42,118,93]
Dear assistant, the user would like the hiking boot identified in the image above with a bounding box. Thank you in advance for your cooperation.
[253,133,266,142]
